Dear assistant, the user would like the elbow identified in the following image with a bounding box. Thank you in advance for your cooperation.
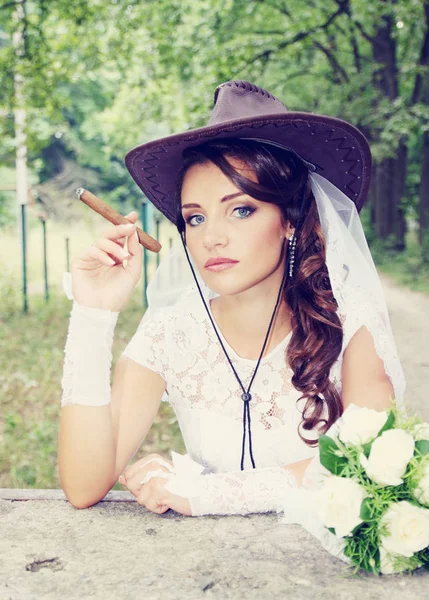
[63,488,101,509]
[59,466,117,509]
[61,481,114,510]
[67,495,98,510]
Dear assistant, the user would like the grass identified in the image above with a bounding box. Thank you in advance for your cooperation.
[370,235,429,294]
[0,215,185,491]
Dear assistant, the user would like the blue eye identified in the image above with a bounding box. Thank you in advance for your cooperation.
[184,205,255,227]
[186,214,205,227]
[234,206,254,218]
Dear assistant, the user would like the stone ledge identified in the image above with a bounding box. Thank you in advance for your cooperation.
[0,488,133,502]
[1,489,428,600]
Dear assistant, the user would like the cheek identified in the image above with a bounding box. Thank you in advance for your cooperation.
[247,216,284,253]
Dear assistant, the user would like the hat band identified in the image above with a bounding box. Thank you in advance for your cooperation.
[239,137,317,172]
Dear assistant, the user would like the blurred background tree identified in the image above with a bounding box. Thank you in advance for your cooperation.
[1,0,428,256]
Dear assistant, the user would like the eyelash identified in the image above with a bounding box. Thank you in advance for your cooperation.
[184,206,256,227]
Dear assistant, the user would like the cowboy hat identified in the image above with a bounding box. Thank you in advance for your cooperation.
[125,80,371,223]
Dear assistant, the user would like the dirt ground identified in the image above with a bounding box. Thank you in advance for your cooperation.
[380,273,429,420]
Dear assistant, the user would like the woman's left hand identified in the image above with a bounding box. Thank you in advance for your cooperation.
[118,453,192,516]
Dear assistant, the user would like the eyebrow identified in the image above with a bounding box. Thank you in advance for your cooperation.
[181,192,245,210]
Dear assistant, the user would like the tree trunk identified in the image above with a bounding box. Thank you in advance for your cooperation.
[392,140,407,251]
[370,9,406,249]
[374,158,394,239]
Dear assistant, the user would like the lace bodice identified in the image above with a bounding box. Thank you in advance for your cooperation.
[122,286,367,473]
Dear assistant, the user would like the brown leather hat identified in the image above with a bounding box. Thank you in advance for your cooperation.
[125,80,371,224]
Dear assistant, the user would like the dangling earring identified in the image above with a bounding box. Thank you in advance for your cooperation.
[288,233,296,278]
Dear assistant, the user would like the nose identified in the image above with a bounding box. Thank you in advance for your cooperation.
[202,220,228,251]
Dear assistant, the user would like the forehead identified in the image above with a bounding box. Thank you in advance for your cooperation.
[181,158,257,203]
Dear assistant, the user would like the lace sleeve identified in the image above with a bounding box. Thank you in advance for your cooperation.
[121,311,170,402]
[165,465,298,516]
[339,288,406,408]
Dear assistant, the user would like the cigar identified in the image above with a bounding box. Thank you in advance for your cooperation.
[75,188,161,253]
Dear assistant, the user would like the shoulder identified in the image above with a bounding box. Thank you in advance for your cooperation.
[336,292,396,411]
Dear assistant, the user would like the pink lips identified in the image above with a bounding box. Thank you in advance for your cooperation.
[204,258,239,271]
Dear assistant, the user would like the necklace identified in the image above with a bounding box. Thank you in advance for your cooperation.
[181,239,288,470]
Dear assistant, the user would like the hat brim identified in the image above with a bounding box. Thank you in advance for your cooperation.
[125,112,371,224]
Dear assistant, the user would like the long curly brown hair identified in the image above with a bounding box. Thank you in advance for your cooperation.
[174,139,344,446]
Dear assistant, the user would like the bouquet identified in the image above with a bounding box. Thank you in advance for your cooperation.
[305,402,429,575]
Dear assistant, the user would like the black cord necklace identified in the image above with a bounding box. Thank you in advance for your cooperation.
[178,184,307,470]
[180,237,289,470]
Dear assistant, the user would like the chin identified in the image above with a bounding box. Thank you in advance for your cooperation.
[201,273,266,297]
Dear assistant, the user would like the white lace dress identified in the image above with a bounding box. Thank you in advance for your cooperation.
[122,285,366,475]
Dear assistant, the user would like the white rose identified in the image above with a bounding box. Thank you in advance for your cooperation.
[379,545,421,575]
[413,462,429,506]
[360,429,415,486]
[380,501,429,558]
[337,404,388,446]
[317,475,367,538]
[413,422,429,441]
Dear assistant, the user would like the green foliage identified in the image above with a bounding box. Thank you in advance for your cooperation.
[1,0,428,167]
[369,229,429,293]
[319,434,348,475]
[415,440,429,456]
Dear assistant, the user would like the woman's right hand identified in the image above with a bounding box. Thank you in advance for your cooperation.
[70,211,143,312]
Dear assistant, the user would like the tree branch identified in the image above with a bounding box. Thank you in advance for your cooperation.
[238,30,286,36]
[411,1,429,105]
[0,0,22,10]
[253,0,292,19]
[240,3,348,69]
[313,40,350,83]
[334,0,376,44]
[347,20,361,73]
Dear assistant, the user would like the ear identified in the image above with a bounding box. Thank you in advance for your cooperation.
[283,221,295,239]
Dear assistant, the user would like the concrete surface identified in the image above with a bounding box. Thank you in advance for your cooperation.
[0,488,428,600]
[1,276,428,599]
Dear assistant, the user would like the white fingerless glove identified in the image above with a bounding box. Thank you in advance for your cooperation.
[152,452,298,516]
[185,467,298,516]
[61,272,119,407]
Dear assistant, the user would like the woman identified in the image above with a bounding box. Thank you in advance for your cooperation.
[58,80,405,519]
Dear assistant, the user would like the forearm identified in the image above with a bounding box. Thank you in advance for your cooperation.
[187,466,298,516]
[58,300,119,508]
[162,454,319,517]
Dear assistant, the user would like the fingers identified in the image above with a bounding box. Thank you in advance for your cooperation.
[124,454,172,480]
[101,221,136,243]
[120,454,173,496]
[79,219,137,265]
[95,237,131,263]
[136,478,171,513]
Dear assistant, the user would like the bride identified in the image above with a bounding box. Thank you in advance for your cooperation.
[58,80,405,520]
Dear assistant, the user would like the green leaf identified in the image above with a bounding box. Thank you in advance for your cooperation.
[415,440,429,456]
[319,434,348,475]
[377,410,396,436]
[362,441,372,458]
[360,497,375,522]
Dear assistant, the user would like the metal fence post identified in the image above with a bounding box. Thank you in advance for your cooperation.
[141,200,148,308]
[40,215,49,302]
